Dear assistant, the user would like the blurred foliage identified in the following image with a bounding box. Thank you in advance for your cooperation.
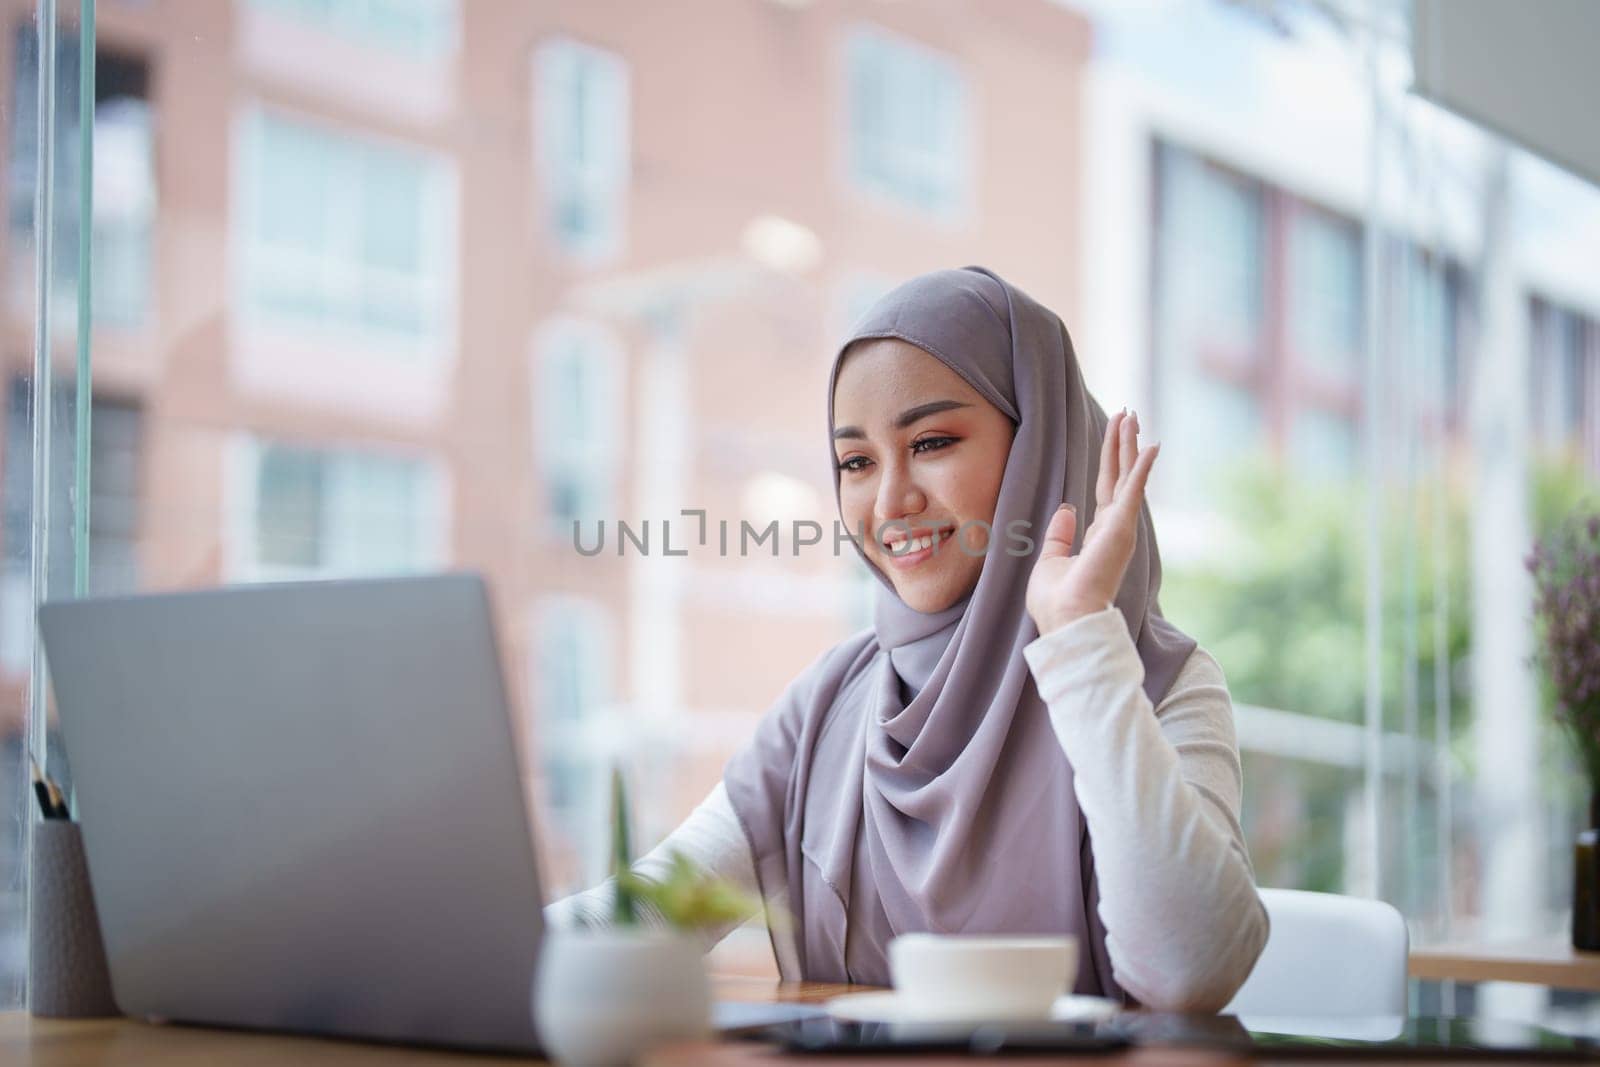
[1160,457,1470,738]
[1159,453,1600,895]
[618,851,772,932]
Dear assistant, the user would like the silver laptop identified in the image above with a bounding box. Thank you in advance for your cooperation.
[38,573,546,1051]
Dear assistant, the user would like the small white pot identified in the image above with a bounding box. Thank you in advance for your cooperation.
[534,927,710,1067]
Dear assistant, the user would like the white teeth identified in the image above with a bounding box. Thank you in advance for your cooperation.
[888,529,949,555]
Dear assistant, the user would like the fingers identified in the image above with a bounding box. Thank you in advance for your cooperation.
[1095,410,1123,508]
[1122,441,1160,504]
[1099,408,1159,511]
[1117,410,1138,490]
[1037,503,1077,562]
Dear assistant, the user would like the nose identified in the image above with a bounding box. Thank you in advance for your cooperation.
[874,456,926,528]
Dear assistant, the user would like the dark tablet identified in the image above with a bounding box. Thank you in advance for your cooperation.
[1244,1017,1598,1059]
[1123,1013,1600,1060]
[762,1015,1600,1059]
[760,1017,1130,1055]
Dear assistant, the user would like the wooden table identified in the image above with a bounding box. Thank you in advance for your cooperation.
[0,979,857,1066]
[0,974,1496,1066]
[1410,939,1600,991]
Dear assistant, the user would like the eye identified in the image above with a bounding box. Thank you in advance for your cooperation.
[836,455,872,474]
[912,435,958,455]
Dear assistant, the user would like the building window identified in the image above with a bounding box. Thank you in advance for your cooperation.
[1285,207,1363,480]
[535,38,629,262]
[845,26,971,218]
[9,32,153,327]
[1531,297,1599,469]
[237,108,455,354]
[1,379,142,673]
[536,319,622,532]
[1154,140,1474,495]
[1289,207,1362,388]
[230,439,447,582]
[1289,407,1358,481]
[247,0,459,57]
[1410,254,1464,433]
[1152,144,1268,500]
[1159,145,1266,363]
[532,597,615,878]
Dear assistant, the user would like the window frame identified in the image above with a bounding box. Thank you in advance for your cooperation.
[529,594,617,878]
[245,0,462,59]
[231,103,460,364]
[533,36,631,264]
[224,434,451,584]
[842,24,974,223]
[533,317,625,538]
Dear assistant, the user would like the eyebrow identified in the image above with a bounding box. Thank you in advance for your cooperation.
[832,399,973,440]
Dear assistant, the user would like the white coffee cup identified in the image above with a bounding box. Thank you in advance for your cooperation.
[888,933,1077,1021]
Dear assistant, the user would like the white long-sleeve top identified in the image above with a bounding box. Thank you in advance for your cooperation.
[546,606,1269,1011]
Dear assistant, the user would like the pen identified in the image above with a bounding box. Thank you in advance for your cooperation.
[29,757,69,820]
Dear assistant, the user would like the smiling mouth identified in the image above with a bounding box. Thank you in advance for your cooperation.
[882,525,957,558]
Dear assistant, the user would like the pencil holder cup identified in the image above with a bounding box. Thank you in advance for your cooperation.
[28,819,118,1018]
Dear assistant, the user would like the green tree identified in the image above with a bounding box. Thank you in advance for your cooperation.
[1160,454,1599,902]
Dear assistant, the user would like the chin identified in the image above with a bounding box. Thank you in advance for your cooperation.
[892,579,966,615]
[875,550,983,614]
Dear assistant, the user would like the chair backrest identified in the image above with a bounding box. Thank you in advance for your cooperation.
[1223,888,1409,1017]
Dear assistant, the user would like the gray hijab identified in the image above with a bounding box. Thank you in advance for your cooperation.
[723,266,1196,992]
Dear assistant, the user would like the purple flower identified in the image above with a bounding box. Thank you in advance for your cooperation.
[1532,510,1600,782]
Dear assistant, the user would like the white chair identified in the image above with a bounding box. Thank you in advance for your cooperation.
[1224,888,1410,1019]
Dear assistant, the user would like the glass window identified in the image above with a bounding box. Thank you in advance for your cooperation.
[248,0,459,57]
[8,31,153,326]
[846,26,971,218]
[237,109,454,352]
[1531,300,1592,449]
[0,379,141,675]
[1289,207,1362,383]
[21,0,1600,1019]
[536,320,622,532]
[1410,257,1461,427]
[535,38,629,262]
[1194,376,1266,468]
[1160,146,1264,356]
[231,439,446,582]
[533,597,614,886]
[1289,407,1358,480]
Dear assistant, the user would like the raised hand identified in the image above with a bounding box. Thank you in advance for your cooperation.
[1025,409,1160,636]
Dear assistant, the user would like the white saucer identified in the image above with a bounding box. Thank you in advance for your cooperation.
[826,989,1121,1025]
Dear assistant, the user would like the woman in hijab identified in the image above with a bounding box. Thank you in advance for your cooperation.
[550,266,1268,1011]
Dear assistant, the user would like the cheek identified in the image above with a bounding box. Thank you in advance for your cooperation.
[945,453,1007,524]
[837,480,874,529]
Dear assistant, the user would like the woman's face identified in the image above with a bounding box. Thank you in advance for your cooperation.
[832,338,1016,614]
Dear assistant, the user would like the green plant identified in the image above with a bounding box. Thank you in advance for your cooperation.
[617,852,769,930]
[607,766,769,932]
[611,766,639,925]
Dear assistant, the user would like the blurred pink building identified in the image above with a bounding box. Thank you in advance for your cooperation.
[0,0,1094,898]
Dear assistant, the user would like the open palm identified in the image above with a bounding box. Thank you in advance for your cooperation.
[1025,410,1160,636]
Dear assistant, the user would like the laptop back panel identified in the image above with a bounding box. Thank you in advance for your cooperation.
[39,574,544,1051]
